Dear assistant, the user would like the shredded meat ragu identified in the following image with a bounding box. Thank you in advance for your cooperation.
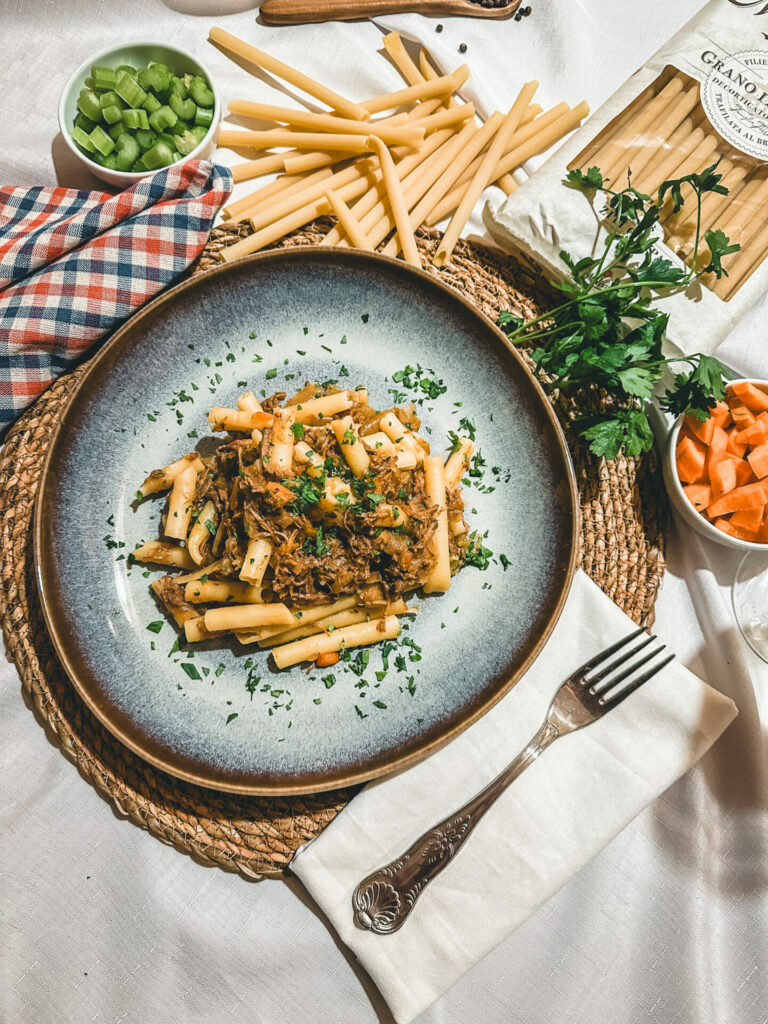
[188,385,469,608]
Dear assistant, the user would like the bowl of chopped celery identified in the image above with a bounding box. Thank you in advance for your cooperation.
[58,42,220,188]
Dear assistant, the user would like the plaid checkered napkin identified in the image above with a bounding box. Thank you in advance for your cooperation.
[0,160,232,431]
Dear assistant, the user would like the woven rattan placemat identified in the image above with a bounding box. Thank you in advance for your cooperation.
[0,224,665,879]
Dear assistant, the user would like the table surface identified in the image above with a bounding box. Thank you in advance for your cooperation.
[2,2,768,1023]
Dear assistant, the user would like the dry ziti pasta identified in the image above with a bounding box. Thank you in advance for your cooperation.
[211,28,587,268]
[133,381,490,669]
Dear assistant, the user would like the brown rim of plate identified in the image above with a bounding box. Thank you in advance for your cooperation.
[34,247,579,796]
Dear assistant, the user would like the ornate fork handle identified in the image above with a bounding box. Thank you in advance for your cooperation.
[352,720,559,934]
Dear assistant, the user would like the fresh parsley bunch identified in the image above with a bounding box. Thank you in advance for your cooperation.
[498,163,739,459]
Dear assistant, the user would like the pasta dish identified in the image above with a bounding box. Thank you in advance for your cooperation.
[132,381,478,669]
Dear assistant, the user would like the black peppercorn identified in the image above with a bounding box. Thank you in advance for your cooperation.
[436,23,443,32]
[459,42,467,53]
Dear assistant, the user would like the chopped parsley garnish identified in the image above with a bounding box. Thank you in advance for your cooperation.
[303,525,330,557]
[180,663,201,681]
[226,713,238,724]
[146,621,164,634]
[290,422,305,439]
[464,532,493,570]
[265,368,278,380]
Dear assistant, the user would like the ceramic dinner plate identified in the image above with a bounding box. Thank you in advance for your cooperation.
[35,249,577,794]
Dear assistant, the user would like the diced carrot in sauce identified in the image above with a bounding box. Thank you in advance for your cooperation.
[683,484,711,511]
[676,435,708,484]
[714,518,760,542]
[730,506,764,533]
[710,401,732,428]
[707,479,768,518]
[731,381,768,414]
[738,412,768,446]
[747,442,768,480]
[729,395,756,430]
[685,411,716,445]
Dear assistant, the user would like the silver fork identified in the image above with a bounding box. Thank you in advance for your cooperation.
[352,627,674,935]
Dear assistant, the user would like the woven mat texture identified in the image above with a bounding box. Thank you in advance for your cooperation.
[0,223,666,879]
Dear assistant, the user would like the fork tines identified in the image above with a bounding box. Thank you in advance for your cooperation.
[583,628,675,708]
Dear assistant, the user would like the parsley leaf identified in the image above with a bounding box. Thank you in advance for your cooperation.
[497,161,737,458]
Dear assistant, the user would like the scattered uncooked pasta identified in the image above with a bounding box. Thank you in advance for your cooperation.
[210,27,588,267]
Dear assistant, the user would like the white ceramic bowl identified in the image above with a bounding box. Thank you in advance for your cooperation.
[58,41,221,188]
[663,378,768,551]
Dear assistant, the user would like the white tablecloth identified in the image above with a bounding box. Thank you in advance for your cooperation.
[2,2,768,1022]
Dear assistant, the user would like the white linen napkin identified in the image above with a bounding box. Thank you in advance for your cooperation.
[291,569,737,1024]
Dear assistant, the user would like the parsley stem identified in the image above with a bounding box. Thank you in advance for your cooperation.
[504,278,696,344]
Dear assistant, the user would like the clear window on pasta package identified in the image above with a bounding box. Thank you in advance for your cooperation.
[569,66,768,301]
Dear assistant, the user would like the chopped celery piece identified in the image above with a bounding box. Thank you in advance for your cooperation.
[122,108,150,130]
[101,153,118,170]
[169,93,195,121]
[116,64,137,76]
[188,75,214,108]
[98,90,123,110]
[175,129,199,156]
[167,119,189,137]
[138,64,170,96]
[101,104,123,125]
[148,104,177,133]
[157,132,176,149]
[142,140,175,169]
[71,126,96,153]
[91,65,116,92]
[130,157,146,172]
[74,111,96,132]
[77,89,102,122]
[89,124,115,156]
[190,125,207,143]
[84,76,93,89]
[115,70,147,108]
[109,121,126,141]
[169,75,188,100]
[142,92,162,114]
[194,106,213,128]
[135,128,158,152]
[115,133,140,171]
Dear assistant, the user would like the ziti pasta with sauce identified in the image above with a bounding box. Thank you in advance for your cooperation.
[133,381,482,669]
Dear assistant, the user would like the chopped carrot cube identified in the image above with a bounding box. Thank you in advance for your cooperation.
[730,507,764,532]
[683,484,711,511]
[733,458,755,486]
[729,395,756,430]
[756,513,768,544]
[747,442,768,480]
[710,459,737,501]
[738,412,768,446]
[707,479,768,517]
[730,381,768,414]
[676,434,708,484]
[685,411,716,445]
[706,424,728,473]
[710,401,732,428]
[714,517,760,542]
[725,427,749,458]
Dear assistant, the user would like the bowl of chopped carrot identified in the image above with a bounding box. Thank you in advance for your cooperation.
[664,379,768,549]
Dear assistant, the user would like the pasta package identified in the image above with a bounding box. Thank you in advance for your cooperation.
[486,0,768,358]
